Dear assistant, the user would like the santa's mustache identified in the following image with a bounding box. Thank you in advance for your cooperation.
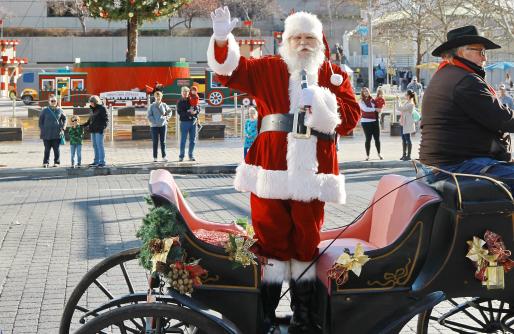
[295,45,316,52]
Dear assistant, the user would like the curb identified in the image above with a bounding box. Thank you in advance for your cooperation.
[0,160,414,179]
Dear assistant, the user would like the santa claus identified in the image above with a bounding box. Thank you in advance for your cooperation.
[207,7,360,333]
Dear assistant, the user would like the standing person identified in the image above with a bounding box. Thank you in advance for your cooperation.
[505,73,513,89]
[359,87,382,160]
[406,76,423,96]
[177,86,198,162]
[39,94,67,168]
[419,25,514,188]
[397,90,417,160]
[208,7,360,333]
[498,84,514,109]
[243,107,258,157]
[83,95,108,167]
[69,115,84,168]
[374,88,386,130]
[147,90,172,162]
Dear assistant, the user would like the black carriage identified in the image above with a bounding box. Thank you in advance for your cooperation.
[59,167,514,333]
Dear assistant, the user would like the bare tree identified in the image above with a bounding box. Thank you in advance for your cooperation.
[169,0,219,34]
[468,0,514,41]
[47,0,89,33]
[221,0,280,21]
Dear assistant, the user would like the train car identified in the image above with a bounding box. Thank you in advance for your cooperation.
[38,69,89,106]
[204,69,255,107]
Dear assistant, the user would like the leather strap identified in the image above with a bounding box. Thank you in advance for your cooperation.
[259,114,336,141]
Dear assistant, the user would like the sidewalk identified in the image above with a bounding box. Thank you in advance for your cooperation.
[0,132,420,177]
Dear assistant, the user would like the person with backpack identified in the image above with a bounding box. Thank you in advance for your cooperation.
[39,94,67,167]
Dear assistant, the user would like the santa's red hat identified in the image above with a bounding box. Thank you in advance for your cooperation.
[283,11,343,86]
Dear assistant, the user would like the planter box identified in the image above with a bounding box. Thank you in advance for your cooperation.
[199,123,225,139]
[132,125,151,140]
[205,106,222,114]
[28,108,41,118]
[118,107,135,117]
[0,127,22,141]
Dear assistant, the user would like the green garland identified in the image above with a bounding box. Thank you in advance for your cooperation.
[84,0,190,21]
[136,197,185,271]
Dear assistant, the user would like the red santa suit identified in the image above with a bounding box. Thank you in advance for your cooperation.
[207,24,360,281]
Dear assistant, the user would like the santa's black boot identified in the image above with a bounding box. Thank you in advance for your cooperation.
[261,283,282,334]
[288,279,321,334]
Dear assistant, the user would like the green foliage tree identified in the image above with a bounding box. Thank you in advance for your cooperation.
[85,0,190,61]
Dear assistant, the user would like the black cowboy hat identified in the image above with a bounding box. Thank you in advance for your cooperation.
[432,25,501,57]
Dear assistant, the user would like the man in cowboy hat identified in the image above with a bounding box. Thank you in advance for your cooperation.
[207,6,361,333]
[419,25,514,187]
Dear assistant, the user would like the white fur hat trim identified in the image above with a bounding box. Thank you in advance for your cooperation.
[282,12,323,42]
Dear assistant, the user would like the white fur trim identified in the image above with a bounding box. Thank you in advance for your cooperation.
[262,259,289,283]
[291,259,316,281]
[304,86,341,134]
[207,33,240,76]
[282,12,323,43]
[233,161,346,204]
[286,133,318,172]
[330,73,343,86]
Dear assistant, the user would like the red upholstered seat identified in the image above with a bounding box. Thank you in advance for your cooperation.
[317,175,440,289]
[149,169,245,242]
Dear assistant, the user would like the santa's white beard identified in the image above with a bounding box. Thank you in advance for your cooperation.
[279,42,325,75]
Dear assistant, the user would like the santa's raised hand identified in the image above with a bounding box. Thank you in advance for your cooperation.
[210,6,238,41]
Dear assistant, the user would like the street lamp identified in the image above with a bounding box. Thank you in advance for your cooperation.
[367,0,374,91]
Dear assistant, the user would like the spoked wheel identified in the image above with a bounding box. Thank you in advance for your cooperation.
[60,248,152,334]
[417,297,514,333]
[75,303,228,334]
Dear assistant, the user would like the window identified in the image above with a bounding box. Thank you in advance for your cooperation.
[47,1,78,17]
[22,73,35,83]
[71,79,84,91]
[42,79,55,92]
[210,75,226,89]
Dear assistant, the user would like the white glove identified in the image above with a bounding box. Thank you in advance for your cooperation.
[210,6,238,41]
[300,87,316,107]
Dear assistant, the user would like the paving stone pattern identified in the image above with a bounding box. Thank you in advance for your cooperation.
[0,169,465,333]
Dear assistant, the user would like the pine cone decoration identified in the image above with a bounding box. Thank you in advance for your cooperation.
[149,239,164,253]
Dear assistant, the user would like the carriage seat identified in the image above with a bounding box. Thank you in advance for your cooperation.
[317,175,441,289]
[148,169,245,246]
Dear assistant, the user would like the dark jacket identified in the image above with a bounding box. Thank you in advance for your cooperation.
[177,97,197,122]
[419,57,514,166]
[83,104,108,133]
[39,107,66,140]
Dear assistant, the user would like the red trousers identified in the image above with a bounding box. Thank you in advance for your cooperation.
[250,193,325,262]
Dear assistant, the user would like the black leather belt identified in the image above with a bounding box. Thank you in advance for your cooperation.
[259,113,336,141]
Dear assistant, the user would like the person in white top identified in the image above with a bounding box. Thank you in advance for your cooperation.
[396,89,417,160]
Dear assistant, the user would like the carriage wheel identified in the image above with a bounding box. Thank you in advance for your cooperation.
[75,303,228,334]
[417,297,513,333]
[60,248,153,334]
[208,90,224,106]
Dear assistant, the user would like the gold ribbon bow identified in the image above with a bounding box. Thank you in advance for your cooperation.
[335,243,370,277]
[466,236,498,268]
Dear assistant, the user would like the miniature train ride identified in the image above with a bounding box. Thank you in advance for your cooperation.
[59,166,514,333]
